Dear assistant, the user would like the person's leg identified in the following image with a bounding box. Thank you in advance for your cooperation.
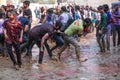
[116,25,120,46]
[6,43,17,65]
[101,34,106,52]
[106,24,111,50]
[0,34,5,57]
[96,27,103,52]
[38,46,44,65]
[67,36,80,60]
[20,42,27,53]
[3,42,8,58]
[112,24,117,47]
[26,36,35,57]
[56,36,68,61]
[44,39,53,58]
[51,34,64,51]
[25,36,35,63]
[66,36,87,62]
[14,44,22,67]
[36,40,45,65]
[97,35,103,52]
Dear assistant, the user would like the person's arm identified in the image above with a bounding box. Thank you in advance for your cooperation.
[24,25,29,32]
[3,28,8,39]
[19,29,23,43]
[41,33,49,46]
[42,15,47,23]
[2,20,8,39]
[113,14,120,18]
[18,22,23,43]
[24,19,30,32]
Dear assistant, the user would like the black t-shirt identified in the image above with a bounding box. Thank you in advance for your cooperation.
[23,8,32,20]
[29,23,54,40]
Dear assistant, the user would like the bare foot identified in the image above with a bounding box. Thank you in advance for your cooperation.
[6,57,9,60]
[78,58,88,62]
[14,65,19,70]
[54,55,61,62]
[37,64,43,67]
[18,65,23,68]
[28,56,32,64]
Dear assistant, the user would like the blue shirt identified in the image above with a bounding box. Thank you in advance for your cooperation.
[18,16,30,42]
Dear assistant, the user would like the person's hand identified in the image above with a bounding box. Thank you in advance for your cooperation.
[24,26,29,32]
[5,34,8,40]
[19,37,23,43]
[74,20,79,26]
[99,30,102,34]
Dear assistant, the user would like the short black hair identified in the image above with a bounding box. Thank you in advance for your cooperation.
[1,5,7,11]
[0,12,3,19]
[9,10,17,17]
[10,5,15,9]
[103,4,109,12]
[75,5,80,11]
[61,6,67,12]
[83,18,92,27]
[54,20,63,30]
[47,8,53,14]
[97,5,104,11]
[23,1,30,6]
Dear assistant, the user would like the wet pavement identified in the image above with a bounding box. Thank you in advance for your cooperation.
[0,31,120,80]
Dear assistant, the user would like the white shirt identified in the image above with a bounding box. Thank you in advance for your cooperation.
[59,12,69,24]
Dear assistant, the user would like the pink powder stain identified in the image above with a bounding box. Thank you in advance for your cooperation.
[55,68,79,76]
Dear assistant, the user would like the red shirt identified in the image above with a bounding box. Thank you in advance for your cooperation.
[3,19,23,44]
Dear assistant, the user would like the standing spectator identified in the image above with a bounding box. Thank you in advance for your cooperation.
[18,11,30,55]
[113,6,120,47]
[0,12,5,57]
[58,6,69,32]
[23,0,32,28]
[74,5,82,20]
[40,7,46,23]
[34,7,40,22]
[96,6,108,53]
[103,4,114,51]
[84,6,92,19]
[42,8,56,25]
[3,10,23,70]
[0,5,6,19]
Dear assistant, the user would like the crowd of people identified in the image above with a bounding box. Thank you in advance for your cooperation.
[0,1,120,70]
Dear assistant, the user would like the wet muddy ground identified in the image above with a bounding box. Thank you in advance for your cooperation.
[0,31,120,80]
